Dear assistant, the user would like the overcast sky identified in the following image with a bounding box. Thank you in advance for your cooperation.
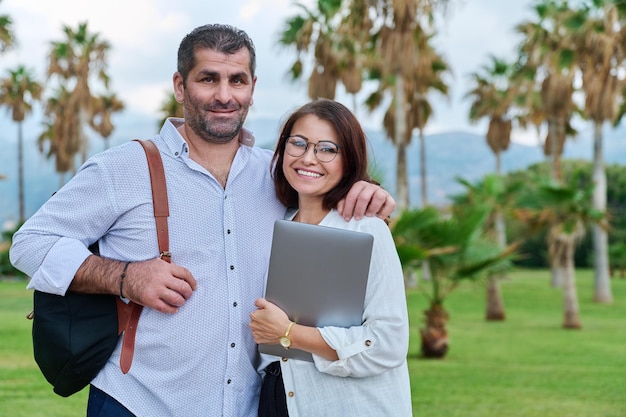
[1,0,537,143]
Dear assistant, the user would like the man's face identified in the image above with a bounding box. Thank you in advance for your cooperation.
[174,47,256,144]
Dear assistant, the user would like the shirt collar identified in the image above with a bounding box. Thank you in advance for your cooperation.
[159,117,257,160]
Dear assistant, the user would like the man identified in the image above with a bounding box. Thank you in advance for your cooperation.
[10,24,394,417]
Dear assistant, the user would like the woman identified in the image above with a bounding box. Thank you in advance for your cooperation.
[249,99,412,417]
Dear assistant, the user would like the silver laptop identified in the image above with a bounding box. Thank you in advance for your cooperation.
[258,219,374,362]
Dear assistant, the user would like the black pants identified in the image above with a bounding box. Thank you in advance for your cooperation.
[259,361,289,417]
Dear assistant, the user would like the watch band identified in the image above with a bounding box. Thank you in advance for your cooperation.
[280,321,295,349]
[284,321,295,338]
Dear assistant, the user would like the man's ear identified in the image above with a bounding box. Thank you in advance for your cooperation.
[250,76,257,106]
[173,72,184,103]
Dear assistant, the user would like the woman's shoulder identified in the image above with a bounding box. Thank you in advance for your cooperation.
[324,210,390,234]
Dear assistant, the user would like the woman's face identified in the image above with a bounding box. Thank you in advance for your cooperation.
[282,114,344,203]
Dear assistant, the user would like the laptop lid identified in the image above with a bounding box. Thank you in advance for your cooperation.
[258,219,374,362]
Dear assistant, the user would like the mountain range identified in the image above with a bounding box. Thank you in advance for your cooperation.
[1,113,625,231]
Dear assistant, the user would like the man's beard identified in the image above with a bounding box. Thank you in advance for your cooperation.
[184,96,250,144]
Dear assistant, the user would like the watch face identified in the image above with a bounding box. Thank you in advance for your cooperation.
[279,336,291,349]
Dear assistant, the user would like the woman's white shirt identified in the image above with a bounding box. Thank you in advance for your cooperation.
[278,209,412,417]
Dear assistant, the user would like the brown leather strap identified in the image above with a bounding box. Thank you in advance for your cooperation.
[139,139,171,262]
[118,139,170,374]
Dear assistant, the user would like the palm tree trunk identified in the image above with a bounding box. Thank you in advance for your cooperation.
[418,127,432,281]
[486,209,506,320]
[17,121,25,222]
[547,119,561,182]
[396,139,416,288]
[420,303,449,358]
[562,241,582,329]
[396,144,408,211]
[394,75,409,210]
[79,108,89,165]
[495,151,502,176]
[419,128,427,207]
[547,118,566,286]
[591,121,612,303]
[550,238,565,288]
[485,276,505,320]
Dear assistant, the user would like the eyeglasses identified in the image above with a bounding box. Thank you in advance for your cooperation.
[285,135,341,163]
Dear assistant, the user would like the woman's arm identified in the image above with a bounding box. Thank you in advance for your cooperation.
[249,298,339,361]
[313,216,409,377]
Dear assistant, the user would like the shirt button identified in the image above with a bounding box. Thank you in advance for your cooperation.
[233,301,237,307]
[288,391,295,397]
[365,340,372,346]
[231,343,236,348]
[227,229,231,234]
[281,357,288,362]
[227,379,232,384]
[230,265,234,270]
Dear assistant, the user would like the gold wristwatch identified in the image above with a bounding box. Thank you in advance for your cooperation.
[279,321,295,349]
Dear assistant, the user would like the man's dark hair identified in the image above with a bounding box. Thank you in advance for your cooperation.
[177,24,256,84]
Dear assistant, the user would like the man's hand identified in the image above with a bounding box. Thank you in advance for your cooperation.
[337,180,396,221]
[71,255,197,314]
[122,258,197,314]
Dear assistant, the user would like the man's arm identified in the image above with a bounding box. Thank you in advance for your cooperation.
[70,255,197,314]
[337,180,396,221]
[9,148,196,314]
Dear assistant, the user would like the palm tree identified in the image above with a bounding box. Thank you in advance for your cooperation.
[452,174,525,321]
[465,56,519,320]
[575,0,623,304]
[0,66,43,222]
[466,55,517,175]
[516,179,605,329]
[157,92,184,129]
[516,0,582,183]
[38,86,80,185]
[392,204,516,357]
[278,0,346,100]
[367,52,451,210]
[47,21,112,170]
[365,4,450,210]
[516,0,585,288]
[402,25,450,208]
[90,93,125,150]
[369,3,424,210]
[0,0,15,53]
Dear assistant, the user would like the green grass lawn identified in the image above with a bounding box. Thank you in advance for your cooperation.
[1,269,625,417]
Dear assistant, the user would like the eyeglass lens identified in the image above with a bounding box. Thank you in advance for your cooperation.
[286,136,340,162]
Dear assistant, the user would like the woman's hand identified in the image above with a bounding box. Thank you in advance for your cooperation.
[250,298,339,361]
[249,298,291,345]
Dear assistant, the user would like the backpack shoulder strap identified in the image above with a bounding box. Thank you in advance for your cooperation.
[118,139,170,374]
[134,139,170,262]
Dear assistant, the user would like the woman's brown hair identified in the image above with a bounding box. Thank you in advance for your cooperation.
[272,99,372,210]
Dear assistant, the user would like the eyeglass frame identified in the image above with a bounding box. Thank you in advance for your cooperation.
[284,134,342,163]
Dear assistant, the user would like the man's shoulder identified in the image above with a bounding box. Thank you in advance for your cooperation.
[78,140,152,181]
[250,145,273,158]
[89,140,146,162]
[241,145,273,168]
